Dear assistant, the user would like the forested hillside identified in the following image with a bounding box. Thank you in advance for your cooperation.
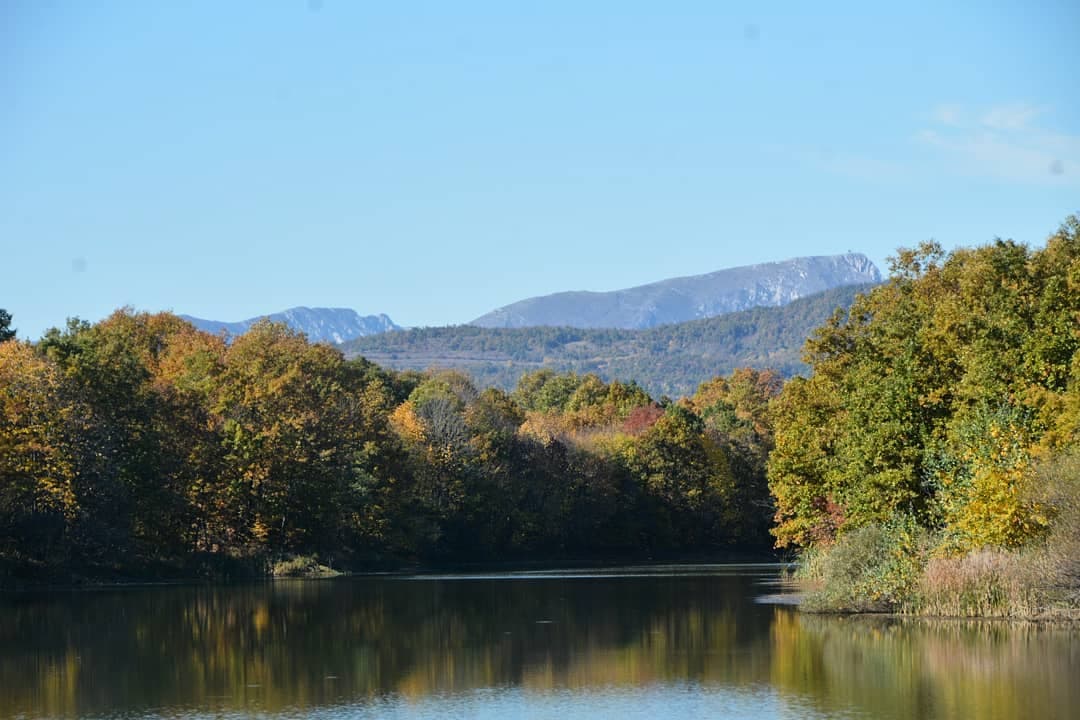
[0,310,779,585]
[345,284,872,398]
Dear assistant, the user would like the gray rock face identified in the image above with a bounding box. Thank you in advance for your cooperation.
[471,253,881,329]
[180,307,399,344]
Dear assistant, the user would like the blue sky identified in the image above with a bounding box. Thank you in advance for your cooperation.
[4,0,1078,339]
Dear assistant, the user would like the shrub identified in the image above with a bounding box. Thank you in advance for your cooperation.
[270,554,341,578]
[801,516,926,613]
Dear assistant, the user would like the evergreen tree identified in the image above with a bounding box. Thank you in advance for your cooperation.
[0,309,14,343]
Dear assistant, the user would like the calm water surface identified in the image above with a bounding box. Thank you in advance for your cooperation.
[1,564,1077,719]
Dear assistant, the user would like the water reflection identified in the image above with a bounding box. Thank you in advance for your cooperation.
[770,613,1080,720]
[0,567,1076,719]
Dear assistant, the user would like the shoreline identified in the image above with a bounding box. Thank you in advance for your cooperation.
[0,551,788,592]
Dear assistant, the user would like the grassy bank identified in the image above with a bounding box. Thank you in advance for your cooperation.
[796,454,1080,619]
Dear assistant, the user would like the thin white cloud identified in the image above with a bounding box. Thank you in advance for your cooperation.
[917,103,1079,185]
[980,103,1044,131]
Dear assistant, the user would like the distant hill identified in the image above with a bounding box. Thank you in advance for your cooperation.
[180,307,399,344]
[346,284,874,398]
[471,253,881,330]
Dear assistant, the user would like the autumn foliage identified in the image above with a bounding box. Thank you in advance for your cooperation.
[0,313,778,581]
[770,216,1080,614]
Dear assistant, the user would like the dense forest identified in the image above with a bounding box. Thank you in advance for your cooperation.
[0,306,779,584]
[343,283,872,397]
[769,216,1080,616]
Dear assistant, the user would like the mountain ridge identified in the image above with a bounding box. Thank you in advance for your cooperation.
[471,253,881,329]
[180,307,400,344]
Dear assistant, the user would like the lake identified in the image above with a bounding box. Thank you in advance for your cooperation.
[1,564,1077,719]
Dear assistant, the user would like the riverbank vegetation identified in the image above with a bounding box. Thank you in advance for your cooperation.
[771,216,1080,617]
[0,309,779,585]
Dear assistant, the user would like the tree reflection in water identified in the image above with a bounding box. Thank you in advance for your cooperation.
[0,568,1076,719]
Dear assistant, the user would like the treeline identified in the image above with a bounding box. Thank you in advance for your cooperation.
[769,216,1080,615]
[0,311,779,582]
[6,216,1077,610]
[344,284,872,397]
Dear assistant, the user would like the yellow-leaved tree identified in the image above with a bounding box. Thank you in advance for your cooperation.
[0,341,80,562]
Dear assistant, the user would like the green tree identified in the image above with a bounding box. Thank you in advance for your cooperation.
[767,216,1080,553]
[623,404,735,549]
[513,369,583,412]
[686,368,782,545]
[0,309,14,343]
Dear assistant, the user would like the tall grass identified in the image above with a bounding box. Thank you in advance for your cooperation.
[1028,451,1080,609]
[799,452,1080,618]
[913,549,1038,617]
